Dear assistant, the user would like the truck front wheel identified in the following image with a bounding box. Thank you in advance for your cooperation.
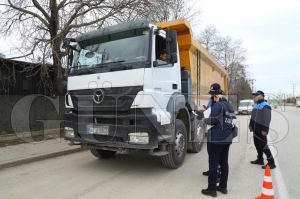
[90,148,117,159]
[189,121,204,153]
[161,119,187,169]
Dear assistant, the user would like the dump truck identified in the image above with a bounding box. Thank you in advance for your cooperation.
[62,18,228,169]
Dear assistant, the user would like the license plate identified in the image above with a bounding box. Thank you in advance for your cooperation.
[87,124,109,135]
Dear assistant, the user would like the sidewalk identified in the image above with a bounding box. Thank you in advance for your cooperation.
[0,136,85,170]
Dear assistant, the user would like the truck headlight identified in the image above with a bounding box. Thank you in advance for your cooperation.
[128,132,149,144]
[64,127,74,138]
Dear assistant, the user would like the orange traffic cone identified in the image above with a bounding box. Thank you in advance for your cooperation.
[255,165,275,199]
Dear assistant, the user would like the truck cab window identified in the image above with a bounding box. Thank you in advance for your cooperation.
[155,35,172,67]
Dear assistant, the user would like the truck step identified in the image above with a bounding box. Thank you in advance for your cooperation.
[149,151,169,156]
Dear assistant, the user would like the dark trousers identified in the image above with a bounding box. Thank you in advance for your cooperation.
[254,133,275,164]
[207,141,210,155]
[208,143,230,191]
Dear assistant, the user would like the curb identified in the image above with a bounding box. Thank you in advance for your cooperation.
[0,147,87,170]
[0,129,62,142]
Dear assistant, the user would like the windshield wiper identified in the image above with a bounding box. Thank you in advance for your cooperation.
[88,60,132,71]
[108,61,132,71]
[70,66,95,75]
[71,65,93,71]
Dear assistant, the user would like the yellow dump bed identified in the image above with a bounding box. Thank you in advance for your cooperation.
[156,18,228,107]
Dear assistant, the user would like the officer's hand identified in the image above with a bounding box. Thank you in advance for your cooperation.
[261,131,267,136]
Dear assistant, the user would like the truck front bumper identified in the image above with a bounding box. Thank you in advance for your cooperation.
[64,109,162,150]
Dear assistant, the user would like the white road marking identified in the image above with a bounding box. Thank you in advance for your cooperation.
[269,134,290,199]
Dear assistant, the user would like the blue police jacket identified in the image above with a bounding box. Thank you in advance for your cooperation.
[249,99,271,134]
[204,98,236,144]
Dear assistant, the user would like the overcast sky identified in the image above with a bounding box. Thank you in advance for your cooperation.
[198,0,300,98]
[1,0,299,98]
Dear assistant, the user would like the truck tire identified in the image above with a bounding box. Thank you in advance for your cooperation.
[188,121,204,153]
[161,119,187,169]
[90,148,117,159]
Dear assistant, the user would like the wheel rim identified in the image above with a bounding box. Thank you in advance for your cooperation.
[175,130,185,156]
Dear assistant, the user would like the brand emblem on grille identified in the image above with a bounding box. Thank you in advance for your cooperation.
[93,89,104,104]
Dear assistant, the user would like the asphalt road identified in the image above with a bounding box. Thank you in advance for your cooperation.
[0,106,298,199]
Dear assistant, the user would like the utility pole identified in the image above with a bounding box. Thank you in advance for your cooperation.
[292,84,296,98]
[248,79,256,92]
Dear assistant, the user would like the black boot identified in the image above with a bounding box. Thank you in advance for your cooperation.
[262,163,276,169]
[201,188,217,197]
[203,170,210,176]
[216,186,228,194]
[250,159,264,165]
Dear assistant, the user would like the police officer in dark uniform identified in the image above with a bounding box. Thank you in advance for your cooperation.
[249,90,276,169]
[198,85,220,179]
[201,84,236,197]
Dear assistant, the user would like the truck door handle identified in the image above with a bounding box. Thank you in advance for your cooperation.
[172,84,178,89]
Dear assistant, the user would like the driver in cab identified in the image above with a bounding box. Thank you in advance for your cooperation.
[157,49,168,64]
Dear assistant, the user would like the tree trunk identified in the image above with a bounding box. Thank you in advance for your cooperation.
[49,0,62,96]
[52,52,63,96]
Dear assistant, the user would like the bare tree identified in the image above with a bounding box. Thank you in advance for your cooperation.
[198,25,219,52]
[0,0,141,95]
[197,25,251,100]
[216,38,247,94]
[111,0,202,26]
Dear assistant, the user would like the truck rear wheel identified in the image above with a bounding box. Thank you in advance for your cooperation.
[90,148,117,159]
[189,121,204,153]
[161,119,187,169]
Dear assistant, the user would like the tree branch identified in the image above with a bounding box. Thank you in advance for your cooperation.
[59,2,88,35]
[7,0,49,28]
[57,0,68,10]
[6,40,40,60]
[31,0,50,21]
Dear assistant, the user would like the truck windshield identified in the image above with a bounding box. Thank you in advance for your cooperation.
[71,28,149,73]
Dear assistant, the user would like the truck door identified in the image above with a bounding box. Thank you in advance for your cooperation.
[143,32,180,125]
[152,33,179,94]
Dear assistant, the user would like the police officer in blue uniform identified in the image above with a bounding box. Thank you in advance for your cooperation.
[200,85,220,179]
[249,90,276,169]
[201,84,236,197]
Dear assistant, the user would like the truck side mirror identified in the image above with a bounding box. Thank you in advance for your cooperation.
[166,30,178,64]
[166,30,178,53]
[171,52,178,63]
[62,38,76,49]
[62,40,71,49]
